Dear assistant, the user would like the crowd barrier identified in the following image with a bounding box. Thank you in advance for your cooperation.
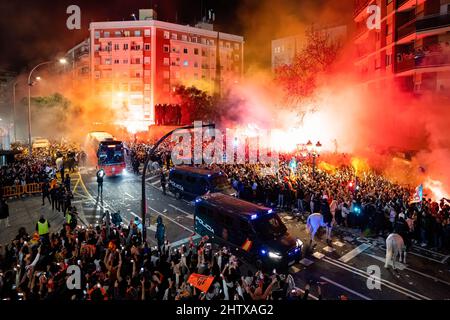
[1,183,43,198]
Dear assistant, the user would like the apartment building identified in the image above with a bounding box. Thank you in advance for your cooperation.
[354,0,450,94]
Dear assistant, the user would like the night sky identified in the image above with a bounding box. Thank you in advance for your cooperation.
[0,0,352,72]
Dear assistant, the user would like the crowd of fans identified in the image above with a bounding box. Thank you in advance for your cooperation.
[0,220,318,301]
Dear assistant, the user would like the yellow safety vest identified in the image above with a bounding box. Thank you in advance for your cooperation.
[37,220,49,235]
[66,214,72,224]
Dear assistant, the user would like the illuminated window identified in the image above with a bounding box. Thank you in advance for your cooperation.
[115,31,121,37]
[94,31,100,39]
[104,31,110,37]
[144,57,150,64]
[183,60,188,66]
[164,31,170,39]
[171,33,177,40]
[192,37,197,43]
[182,35,187,41]
[134,30,141,36]
[163,58,170,65]
[144,29,151,36]
[124,31,130,37]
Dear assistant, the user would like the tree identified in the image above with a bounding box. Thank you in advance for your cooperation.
[173,85,216,123]
[274,26,341,107]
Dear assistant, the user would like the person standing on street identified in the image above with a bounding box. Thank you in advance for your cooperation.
[97,169,105,196]
[36,215,50,244]
[156,215,166,252]
[321,195,333,245]
[0,198,10,228]
[42,180,51,206]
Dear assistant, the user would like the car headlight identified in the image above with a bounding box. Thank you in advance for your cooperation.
[296,239,303,248]
[268,251,282,260]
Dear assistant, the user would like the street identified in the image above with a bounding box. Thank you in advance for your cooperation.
[68,166,450,300]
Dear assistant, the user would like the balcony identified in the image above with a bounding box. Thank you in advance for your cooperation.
[397,18,416,41]
[416,13,450,34]
[395,50,450,74]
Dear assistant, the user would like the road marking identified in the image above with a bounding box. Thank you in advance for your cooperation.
[333,241,345,247]
[339,243,371,263]
[322,246,335,253]
[124,192,136,200]
[312,252,325,259]
[365,253,407,270]
[442,255,450,263]
[147,206,194,233]
[408,250,445,264]
[168,204,194,219]
[299,258,314,266]
[320,276,372,300]
[365,253,450,286]
[151,181,160,186]
[412,245,447,257]
[322,256,431,300]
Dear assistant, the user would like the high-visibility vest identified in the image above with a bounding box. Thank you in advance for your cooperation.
[37,220,49,235]
[66,214,72,224]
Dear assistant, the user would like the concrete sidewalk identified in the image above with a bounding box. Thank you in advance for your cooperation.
[0,196,66,245]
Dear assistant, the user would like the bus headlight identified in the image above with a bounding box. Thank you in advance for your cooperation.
[268,251,282,260]
[296,239,303,248]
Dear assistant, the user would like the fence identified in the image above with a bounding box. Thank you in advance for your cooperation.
[1,183,43,198]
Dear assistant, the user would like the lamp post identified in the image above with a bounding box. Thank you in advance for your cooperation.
[27,58,67,155]
[141,123,215,244]
[12,80,19,142]
[306,140,322,180]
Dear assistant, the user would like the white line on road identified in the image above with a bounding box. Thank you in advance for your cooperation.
[412,245,447,258]
[365,253,450,286]
[168,204,194,219]
[147,206,195,234]
[322,256,431,300]
[320,276,372,300]
[151,181,160,186]
[124,192,136,200]
[339,243,372,263]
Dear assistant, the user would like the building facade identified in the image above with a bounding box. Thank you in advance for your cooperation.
[82,15,243,129]
[271,25,348,70]
[354,0,450,94]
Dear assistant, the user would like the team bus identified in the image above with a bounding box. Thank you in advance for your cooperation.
[194,193,303,269]
[168,166,236,199]
[86,131,126,176]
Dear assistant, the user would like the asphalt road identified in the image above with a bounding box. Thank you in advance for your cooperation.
[71,166,450,300]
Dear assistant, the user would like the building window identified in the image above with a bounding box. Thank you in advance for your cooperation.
[171,33,177,40]
[123,43,129,50]
[134,30,141,36]
[114,59,120,64]
[234,43,240,50]
[123,59,128,64]
[144,29,151,36]
[114,44,120,50]
[144,57,150,64]
[163,58,170,66]
[183,48,188,54]
[163,45,170,53]
[124,31,130,37]
[115,31,121,37]
[192,37,197,43]
[164,31,170,39]
[94,45,100,52]
[226,42,230,48]
[104,31,110,37]
[182,35,187,41]
[104,58,111,65]
[385,54,391,66]
[94,31,100,39]
[194,62,198,68]
[194,48,199,55]
[144,43,150,51]
[183,60,188,66]
[210,40,214,46]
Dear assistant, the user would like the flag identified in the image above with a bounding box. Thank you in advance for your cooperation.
[411,184,423,203]
[241,238,253,252]
[187,273,215,292]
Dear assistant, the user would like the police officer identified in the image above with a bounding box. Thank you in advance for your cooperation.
[36,215,50,244]
[96,168,105,196]
[155,215,166,252]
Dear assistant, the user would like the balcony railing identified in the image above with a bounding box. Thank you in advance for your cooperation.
[396,52,450,73]
[397,18,416,40]
[416,13,450,32]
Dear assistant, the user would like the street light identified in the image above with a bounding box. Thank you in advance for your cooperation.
[27,58,67,154]
[305,140,321,180]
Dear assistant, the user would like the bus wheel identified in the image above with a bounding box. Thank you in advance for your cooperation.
[175,192,182,200]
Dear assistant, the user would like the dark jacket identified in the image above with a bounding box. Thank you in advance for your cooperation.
[0,200,9,220]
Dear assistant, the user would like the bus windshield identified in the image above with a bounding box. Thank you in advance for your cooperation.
[98,142,124,165]
[251,214,287,239]
[211,175,229,190]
